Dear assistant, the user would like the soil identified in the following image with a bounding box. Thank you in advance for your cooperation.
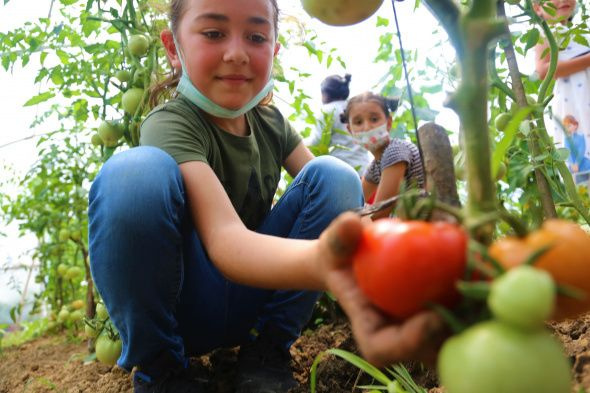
[1,314,589,393]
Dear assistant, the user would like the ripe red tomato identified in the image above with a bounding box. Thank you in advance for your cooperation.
[353,219,468,319]
[489,219,590,320]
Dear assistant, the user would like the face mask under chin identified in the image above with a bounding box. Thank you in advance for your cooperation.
[172,34,274,119]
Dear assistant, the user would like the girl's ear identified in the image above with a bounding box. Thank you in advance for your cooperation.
[274,42,281,57]
[161,30,181,71]
[386,115,393,131]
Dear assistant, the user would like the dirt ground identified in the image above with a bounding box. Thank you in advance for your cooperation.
[1,314,589,393]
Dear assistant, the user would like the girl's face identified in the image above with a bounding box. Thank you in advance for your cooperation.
[347,101,392,134]
[534,0,576,23]
[566,121,578,134]
[174,0,279,110]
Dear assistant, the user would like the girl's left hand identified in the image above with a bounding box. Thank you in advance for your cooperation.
[318,212,447,367]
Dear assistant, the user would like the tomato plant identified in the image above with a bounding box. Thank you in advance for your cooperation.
[438,320,571,393]
[353,219,467,319]
[489,219,590,320]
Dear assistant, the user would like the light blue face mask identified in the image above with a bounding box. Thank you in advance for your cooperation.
[172,34,274,119]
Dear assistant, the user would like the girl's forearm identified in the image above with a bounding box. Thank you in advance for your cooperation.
[540,53,590,79]
[207,225,325,291]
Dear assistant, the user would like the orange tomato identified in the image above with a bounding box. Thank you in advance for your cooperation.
[489,219,590,320]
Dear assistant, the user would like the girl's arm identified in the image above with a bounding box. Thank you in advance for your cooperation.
[181,162,447,366]
[361,177,378,203]
[535,41,590,79]
[179,160,323,290]
[283,142,315,177]
[370,162,407,220]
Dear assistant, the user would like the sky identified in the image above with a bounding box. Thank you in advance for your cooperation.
[0,0,462,319]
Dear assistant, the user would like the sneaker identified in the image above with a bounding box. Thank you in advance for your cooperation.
[234,325,298,393]
[133,368,206,393]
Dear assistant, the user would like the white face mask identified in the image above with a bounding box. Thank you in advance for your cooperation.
[352,123,390,151]
[172,34,274,119]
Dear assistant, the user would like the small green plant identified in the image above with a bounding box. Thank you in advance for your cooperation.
[310,348,426,393]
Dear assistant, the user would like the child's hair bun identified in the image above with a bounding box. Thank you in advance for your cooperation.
[385,97,400,112]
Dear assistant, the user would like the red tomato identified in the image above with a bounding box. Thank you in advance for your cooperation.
[353,219,468,319]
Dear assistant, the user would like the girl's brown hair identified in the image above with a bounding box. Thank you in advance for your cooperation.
[340,91,400,124]
[148,0,280,109]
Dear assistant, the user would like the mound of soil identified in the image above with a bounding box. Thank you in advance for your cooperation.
[1,314,589,392]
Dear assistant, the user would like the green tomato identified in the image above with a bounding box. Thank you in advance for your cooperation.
[96,303,109,320]
[98,121,123,147]
[494,161,507,181]
[122,88,144,115]
[438,320,571,393]
[70,229,82,242]
[115,69,131,83]
[132,68,147,88]
[95,334,122,366]
[58,228,70,242]
[488,265,555,330]
[57,309,70,323]
[91,133,103,147]
[69,309,84,323]
[494,113,511,132]
[85,323,100,338]
[57,263,69,277]
[128,34,150,57]
[65,266,83,280]
[71,299,85,310]
[301,0,384,26]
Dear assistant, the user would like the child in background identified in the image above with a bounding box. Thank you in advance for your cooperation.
[88,1,442,392]
[343,92,425,220]
[309,74,371,176]
[534,0,590,155]
[563,115,590,183]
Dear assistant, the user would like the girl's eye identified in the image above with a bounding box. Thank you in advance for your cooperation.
[202,31,224,40]
[249,33,268,43]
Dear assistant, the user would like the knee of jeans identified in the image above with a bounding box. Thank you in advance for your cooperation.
[303,156,363,210]
[89,146,184,222]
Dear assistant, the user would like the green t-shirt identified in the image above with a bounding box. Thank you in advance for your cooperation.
[140,95,302,230]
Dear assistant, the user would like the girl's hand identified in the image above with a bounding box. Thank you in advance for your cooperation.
[318,212,448,367]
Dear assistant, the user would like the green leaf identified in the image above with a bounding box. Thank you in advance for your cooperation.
[56,49,70,64]
[2,55,10,71]
[376,16,389,27]
[524,28,540,53]
[554,147,570,161]
[60,0,78,5]
[492,107,532,175]
[23,91,55,106]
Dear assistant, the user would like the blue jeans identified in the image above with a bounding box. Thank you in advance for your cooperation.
[88,146,363,372]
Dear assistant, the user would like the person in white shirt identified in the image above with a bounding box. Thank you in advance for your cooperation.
[309,74,372,176]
